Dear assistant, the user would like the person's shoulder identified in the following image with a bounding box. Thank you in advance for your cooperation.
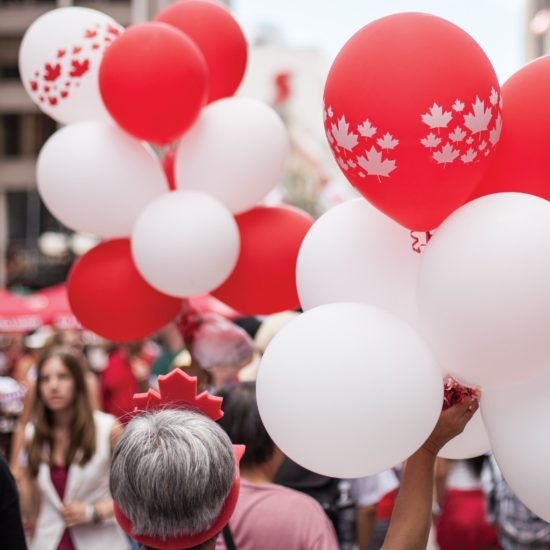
[254,482,329,513]
[93,409,117,427]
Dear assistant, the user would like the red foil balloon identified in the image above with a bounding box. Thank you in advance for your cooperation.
[155,0,247,103]
[99,22,208,145]
[212,206,313,315]
[68,239,182,341]
[472,56,550,201]
[324,13,501,231]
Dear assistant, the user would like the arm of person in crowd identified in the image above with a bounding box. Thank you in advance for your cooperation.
[434,457,450,519]
[18,465,40,535]
[9,381,34,477]
[357,503,377,550]
[382,396,479,550]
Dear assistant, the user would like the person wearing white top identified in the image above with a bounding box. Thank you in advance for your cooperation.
[19,346,129,550]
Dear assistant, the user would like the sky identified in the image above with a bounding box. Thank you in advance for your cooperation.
[233,0,526,84]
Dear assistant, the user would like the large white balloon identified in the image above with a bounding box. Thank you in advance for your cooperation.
[257,302,443,478]
[439,408,490,459]
[482,367,550,521]
[296,198,421,326]
[19,7,122,124]
[131,191,240,297]
[417,193,550,388]
[37,121,167,238]
[174,98,289,213]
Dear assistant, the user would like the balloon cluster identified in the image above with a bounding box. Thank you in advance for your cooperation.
[258,12,550,519]
[20,1,314,341]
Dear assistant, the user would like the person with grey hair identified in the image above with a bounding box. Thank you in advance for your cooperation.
[109,369,244,550]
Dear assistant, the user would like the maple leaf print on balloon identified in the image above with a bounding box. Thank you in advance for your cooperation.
[433,143,459,165]
[489,113,502,146]
[357,147,396,180]
[420,133,441,148]
[452,99,465,112]
[479,141,487,151]
[331,116,359,151]
[327,105,334,119]
[336,157,349,171]
[461,148,477,163]
[69,59,90,78]
[421,103,453,129]
[44,63,61,82]
[448,127,466,142]
[348,158,357,168]
[377,132,399,150]
[463,97,492,134]
[358,119,377,138]
[490,88,499,106]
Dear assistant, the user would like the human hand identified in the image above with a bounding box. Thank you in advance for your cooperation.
[421,396,479,456]
[60,501,91,527]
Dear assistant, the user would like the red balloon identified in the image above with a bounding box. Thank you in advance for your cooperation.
[99,23,208,145]
[472,56,550,200]
[324,13,500,230]
[68,239,182,341]
[212,206,313,315]
[162,149,177,191]
[155,0,247,103]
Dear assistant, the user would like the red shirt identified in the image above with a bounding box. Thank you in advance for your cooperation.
[101,349,140,424]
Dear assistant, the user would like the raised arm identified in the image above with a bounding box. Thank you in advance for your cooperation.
[382,397,479,550]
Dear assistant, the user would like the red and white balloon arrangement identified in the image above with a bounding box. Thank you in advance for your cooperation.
[258,12,550,518]
[21,0,314,342]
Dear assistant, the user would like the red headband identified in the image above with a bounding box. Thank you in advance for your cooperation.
[113,369,244,549]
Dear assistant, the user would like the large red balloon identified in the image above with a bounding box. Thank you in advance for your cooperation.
[155,0,247,103]
[324,13,501,231]
[472,56,550,200]
[212,206,313,315]
[68,239,182,341]
[99,23,208,145]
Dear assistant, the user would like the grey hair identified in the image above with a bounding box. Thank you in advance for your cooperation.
[110,409,235,539]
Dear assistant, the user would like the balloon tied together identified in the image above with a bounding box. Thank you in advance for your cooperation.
[410,230,433,254]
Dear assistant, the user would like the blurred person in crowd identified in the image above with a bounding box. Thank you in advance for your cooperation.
[0,453,27,549]
[351,468,401,549]
[216,381,340,550]
[109,369,242,550]
[482,454,550,549]
[435,456,499,549]
[10,330,100,475]
[177,303,255,391]
[19,346,128,550]
[151,322,186,378]
[101,341,154,424]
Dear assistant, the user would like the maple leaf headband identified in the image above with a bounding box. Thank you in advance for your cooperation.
[112,369,244,550]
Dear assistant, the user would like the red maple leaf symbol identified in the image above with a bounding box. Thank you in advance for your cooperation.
[60,90,69,98]
[48,97,58,106]
[69,59,90,78]
[43,86,50,93]
[72,46,82,55]
[92,43,100,50]
[57,49,66,58]
[38,96,44,102]
[107,25,121,36]
[84,29,97,39]
[30,81,38,91]
[43,63,61,82]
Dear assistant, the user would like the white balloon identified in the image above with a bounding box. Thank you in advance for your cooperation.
[296,198,421,326]
[417,193,550,388]
[19,7,122,124]
[439,409,490,459]
[132,191,240,297]
[37,121,167,238]
[174,98,289,213]
[257,302,442,478]
[482,367,550,521]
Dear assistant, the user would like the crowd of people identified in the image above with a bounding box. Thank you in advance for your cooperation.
[0,305,548,550]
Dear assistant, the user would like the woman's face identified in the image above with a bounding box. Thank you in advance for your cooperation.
[39,356,75,412]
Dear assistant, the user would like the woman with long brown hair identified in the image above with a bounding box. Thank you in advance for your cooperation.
[20,346,129,550]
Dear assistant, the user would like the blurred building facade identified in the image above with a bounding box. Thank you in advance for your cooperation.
[526,0,550,59]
